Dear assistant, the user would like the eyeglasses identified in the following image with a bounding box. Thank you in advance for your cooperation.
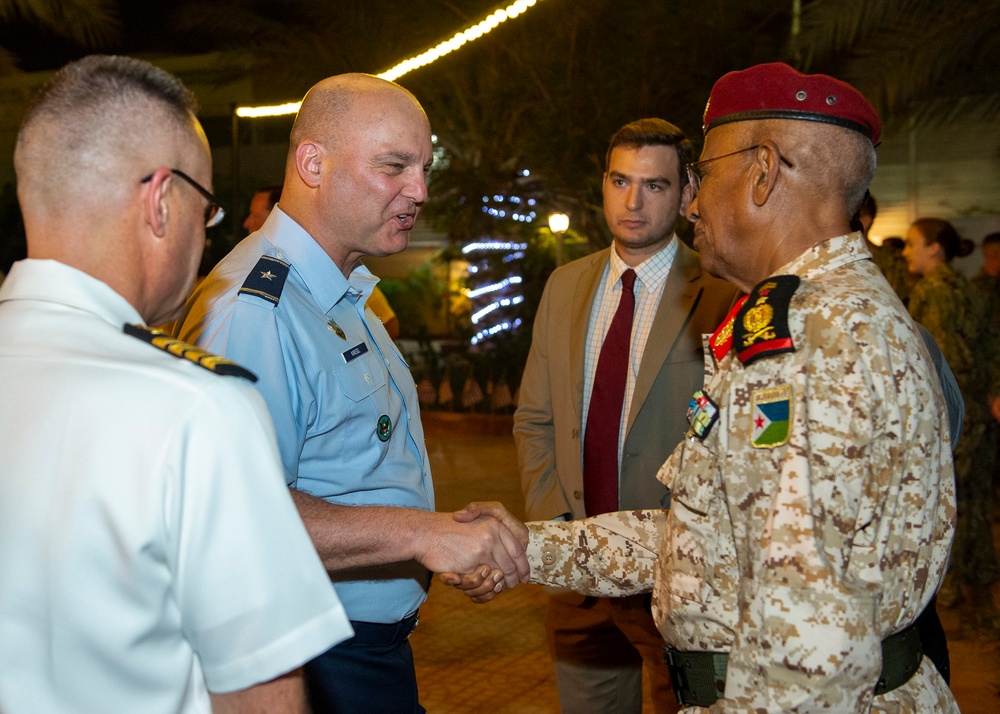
[141,169,227,228]
[686,145,793,197]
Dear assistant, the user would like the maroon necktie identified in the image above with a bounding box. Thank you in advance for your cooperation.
[583,268,636,516]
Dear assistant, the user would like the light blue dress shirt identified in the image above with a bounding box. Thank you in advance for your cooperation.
[178,207,434,623]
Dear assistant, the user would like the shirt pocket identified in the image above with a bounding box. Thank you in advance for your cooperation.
[661,437,722,604]
[331,347,387,403]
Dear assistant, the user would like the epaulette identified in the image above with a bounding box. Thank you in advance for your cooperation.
[708,295,748,361]
[238,256,290,305]
[124,324,258,382]
[734,275,800,366]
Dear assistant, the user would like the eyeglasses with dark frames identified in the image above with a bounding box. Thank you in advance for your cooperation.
[141,168,227,228]
[686,145,793,197]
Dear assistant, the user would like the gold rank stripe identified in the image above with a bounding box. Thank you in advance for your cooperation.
[124,324,258,382]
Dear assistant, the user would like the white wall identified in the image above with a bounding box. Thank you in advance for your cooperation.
[867,117,1000,277]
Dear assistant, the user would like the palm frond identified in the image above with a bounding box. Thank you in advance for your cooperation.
[797,0,1000,126]
[0,0,120,47]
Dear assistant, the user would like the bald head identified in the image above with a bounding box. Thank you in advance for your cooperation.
[287,73,426,169]
[278,73,433,274]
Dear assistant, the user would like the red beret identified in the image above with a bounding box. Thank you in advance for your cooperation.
[703,63,880,144]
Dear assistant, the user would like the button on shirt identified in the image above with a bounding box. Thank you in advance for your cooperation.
[582,237,679,470]
[178,208,434,623]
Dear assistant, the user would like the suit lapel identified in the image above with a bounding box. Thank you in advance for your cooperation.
[626,242,701,433]
[570,251,609,421]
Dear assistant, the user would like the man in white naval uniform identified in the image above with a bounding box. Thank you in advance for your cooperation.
[0,55,353,714]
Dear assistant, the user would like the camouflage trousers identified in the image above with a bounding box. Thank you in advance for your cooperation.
[948,419,1000,588]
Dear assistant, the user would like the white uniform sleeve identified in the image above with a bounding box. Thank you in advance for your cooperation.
[163,378,352,693]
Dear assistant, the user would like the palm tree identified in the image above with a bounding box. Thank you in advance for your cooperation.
[0,0,120,74]
[795,0,1000,128]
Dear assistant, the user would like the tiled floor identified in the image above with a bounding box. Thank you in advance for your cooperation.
[412,413,1000,713]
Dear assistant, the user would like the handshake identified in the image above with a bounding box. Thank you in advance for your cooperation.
[428,502,530,603]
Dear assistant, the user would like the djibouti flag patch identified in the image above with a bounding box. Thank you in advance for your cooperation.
[750,385,792,448]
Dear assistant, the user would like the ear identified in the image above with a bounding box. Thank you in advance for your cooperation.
[678,180,694,216]
[749,142,783,207]
[295,140,325,188]
[142,167,173,238]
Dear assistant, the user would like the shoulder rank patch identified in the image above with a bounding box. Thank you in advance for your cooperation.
[124,324,258,382]
[709,295,748,361]
[751,385,792,448]
[239,255,290,305]
[735,275,800,365]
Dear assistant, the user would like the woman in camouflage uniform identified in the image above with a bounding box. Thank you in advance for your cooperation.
[904,217,1000,626]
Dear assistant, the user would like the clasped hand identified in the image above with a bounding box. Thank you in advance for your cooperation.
[438,502,529,603]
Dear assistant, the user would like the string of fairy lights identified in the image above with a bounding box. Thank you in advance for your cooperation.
[234,0,551,349]
[235,0,544,118]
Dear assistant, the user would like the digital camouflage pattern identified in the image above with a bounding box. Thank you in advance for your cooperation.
[969,270,1000,402]
[909,263,1000,591]
[527,234,958,712]
[908,264,978,410]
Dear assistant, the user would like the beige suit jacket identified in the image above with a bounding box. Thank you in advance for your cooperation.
[515,241,739,521]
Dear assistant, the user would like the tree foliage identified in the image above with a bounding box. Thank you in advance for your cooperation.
[0,0,120,73]
[795,0,1000,128]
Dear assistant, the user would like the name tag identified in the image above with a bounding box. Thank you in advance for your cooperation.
[342,342,369,363]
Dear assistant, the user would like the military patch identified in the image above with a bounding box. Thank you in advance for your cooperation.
[686,390,720,440]
[238,255,290,305]
[376,414,393,442]
[709,295,748,361]
[124,324,257,382]
[735,275,799,365]
[750,385,792,448]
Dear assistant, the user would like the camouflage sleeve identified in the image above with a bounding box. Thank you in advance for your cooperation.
[525,509,666,596]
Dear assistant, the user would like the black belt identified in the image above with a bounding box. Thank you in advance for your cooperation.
[663,622,922,707]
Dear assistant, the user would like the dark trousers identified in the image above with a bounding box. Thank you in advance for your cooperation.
[304,613,424,714]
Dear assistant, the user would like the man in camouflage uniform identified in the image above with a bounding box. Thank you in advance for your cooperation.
[451,63,958,711]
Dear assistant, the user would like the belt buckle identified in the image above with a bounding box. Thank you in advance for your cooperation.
[663,647,691,707]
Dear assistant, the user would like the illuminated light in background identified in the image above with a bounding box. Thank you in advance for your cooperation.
[235,102,302,118]
[471,318,523,345]
[471,296,525,324]
[379,0,542,82]
[466,276,523,298]
[235,0,544,117]
[462,241,527,254]
[548,212,569,232]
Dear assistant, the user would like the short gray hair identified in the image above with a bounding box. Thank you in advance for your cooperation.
[15,55,199,210]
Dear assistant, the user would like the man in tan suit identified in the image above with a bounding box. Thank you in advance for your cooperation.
[515,118,738,713]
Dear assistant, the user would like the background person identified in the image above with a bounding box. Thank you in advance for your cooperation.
[0,54,352,714]
[903,217,1000,630]
[244,183,283,234]
[177,72,526,714]
[853,192,914,304]
[515,117,738,714]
